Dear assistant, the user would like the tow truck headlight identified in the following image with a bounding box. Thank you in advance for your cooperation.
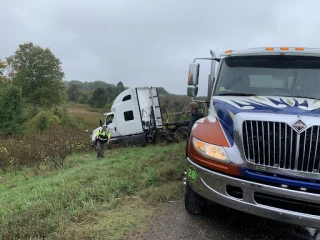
[192,137,228,162]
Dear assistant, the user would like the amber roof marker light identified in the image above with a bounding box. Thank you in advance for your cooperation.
[280,47,289,50]
[225,49,232,54]
[265,47,274,51]
[295,47,304,51]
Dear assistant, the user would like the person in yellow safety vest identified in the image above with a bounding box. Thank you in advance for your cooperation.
[95,125,110,158]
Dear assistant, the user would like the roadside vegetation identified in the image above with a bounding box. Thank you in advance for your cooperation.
[0,41,189,239]
[0,143,186,239]
[0,41,195,172]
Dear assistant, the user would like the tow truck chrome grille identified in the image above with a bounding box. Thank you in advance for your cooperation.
[242,121,320,173]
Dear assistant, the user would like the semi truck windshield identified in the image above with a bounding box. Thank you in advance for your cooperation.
[214,55,320,99]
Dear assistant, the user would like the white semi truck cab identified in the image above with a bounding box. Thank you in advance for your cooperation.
[185,47,320,228]
[91,87,189,145]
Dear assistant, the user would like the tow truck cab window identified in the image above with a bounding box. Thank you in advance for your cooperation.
[214,55,320,98]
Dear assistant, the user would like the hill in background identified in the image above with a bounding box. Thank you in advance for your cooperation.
[64,80,207,118]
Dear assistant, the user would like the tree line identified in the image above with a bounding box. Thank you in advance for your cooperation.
[0,42,194,135]
[64,79,195,117]
[65,80,127,109]
[64,79,185,113]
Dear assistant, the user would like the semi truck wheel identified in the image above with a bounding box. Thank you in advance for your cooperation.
[156,129,173,144]
[184,183,206,215]
[175,126,188,142]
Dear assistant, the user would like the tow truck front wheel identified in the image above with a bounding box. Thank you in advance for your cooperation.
[184,183,207,215]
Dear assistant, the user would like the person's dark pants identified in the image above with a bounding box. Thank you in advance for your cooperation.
[96,141,106,157]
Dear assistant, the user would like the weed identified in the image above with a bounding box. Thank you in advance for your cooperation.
[0,126,93,171]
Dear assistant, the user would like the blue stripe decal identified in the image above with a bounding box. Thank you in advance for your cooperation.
[243,169,320,191]
[212,96,320,147]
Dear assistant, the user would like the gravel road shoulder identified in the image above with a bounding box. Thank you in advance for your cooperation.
[124,198,320,240]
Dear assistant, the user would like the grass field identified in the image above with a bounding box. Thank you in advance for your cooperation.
[65,102,103,131]
[0,143,186,239]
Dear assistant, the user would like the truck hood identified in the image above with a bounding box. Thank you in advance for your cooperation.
[212,95,320,146]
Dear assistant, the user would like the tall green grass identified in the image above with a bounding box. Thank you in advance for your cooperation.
[0,143,186,239]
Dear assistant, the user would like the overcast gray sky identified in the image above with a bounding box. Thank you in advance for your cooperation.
[1,0,320,95]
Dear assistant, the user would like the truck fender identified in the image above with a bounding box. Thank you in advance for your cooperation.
[187,117,242,176]
[190,117,230,147]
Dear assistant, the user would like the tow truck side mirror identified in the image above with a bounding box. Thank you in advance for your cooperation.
[187,63,200,97]
[188,63,200,86]
[187,86,198,97]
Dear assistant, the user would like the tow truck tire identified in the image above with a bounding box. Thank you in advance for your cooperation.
[184,183,206,215]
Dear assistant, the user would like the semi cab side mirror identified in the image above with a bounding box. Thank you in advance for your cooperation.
[99,119,103,127]
[188,63,200,86]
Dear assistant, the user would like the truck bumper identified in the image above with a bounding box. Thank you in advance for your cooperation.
[186,157,320,228]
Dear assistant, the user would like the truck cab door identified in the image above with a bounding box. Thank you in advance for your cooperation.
[105,114,120,138]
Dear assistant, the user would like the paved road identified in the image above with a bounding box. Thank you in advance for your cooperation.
[125,199,320,240]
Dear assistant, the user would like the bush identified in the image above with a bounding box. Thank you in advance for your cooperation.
[0,102,99,171]
[28,111,61,131]
[23,104,42,120]
[52,106,67,119]
[51,106,84,129]
[77,92,89,104]
[0,126,92,171]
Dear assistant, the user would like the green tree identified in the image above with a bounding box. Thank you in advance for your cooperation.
[67,84,81,102]
[0,60,8,85]
[157,87,169,96]
[105,85,117,100]
[0,85,24,135]
[116,81,125,94]
[89,87,108,108]
[6,42,66,108]
[77,92,89,104]
[0,60,6,75]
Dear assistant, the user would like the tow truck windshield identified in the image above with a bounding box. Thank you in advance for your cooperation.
[214,55,320,100]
